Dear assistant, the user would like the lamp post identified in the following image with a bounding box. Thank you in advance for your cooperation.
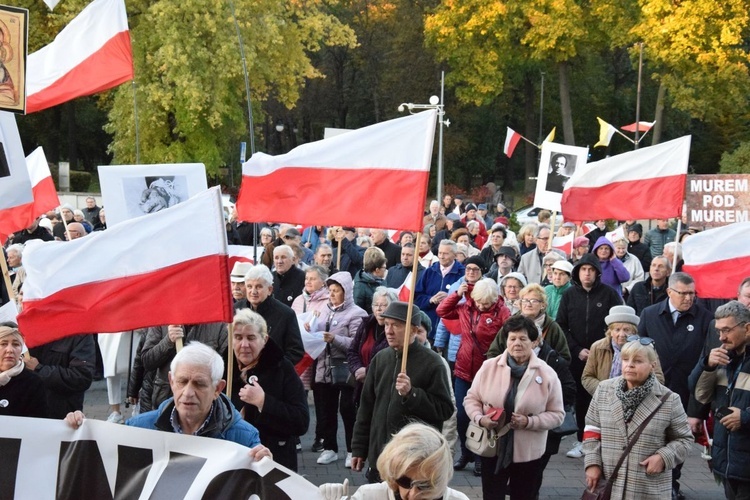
[398,72,450,203]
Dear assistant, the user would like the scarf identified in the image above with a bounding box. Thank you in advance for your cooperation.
[609,340,623,379]
[616,372,655,423]
[0,360,25,387]
[533,313,546,332]
[496,355,528,471]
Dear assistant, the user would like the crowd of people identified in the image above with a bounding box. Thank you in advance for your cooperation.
[1,191,749,500]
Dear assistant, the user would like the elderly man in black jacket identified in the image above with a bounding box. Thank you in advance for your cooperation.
[627,255,671,315]
[234,264,304,365]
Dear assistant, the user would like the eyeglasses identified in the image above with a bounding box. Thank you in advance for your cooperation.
[543,263,553,268]
[395,476,431,491]
[536,236,550,241]
[465,266,482,273]
[669,288,696,298]
[716,322,747,336]
[626,335,655,346]
[504,285,520,290]
[520,298,543,305]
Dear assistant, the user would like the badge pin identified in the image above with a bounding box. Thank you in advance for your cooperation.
[597,302,603,308]
[486,318,493,324]
[287,296,293,302]
[687,325,694,332]
[535,376,543,384]
[332,320,338,326]
[0,400,8,408]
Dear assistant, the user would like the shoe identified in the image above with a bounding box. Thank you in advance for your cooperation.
[345,452,352,468]
[311,438,325,453]
[672,487,686,500]
[295,436,302,452]
[473,459,482,477]
[453,453,472,471]
[566,441,584,458]
[317,450,339,465]
[106,411,124,424]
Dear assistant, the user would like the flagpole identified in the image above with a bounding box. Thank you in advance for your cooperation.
[400,232,422,374]
[634,42,644,150]
[549,211,558,240]
[614,129,636,144]
[336,236,342,271]
[0,251,16,306]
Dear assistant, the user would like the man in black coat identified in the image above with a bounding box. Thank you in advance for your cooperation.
[235,264,304,365]
[626,223,652,271]
[385,243,424,288]
[331,227,364,278]
[627,255,670,315]
[10,218,54,245]
[370,229,401,269]
[271,245,305,307]
[555,253,622,457]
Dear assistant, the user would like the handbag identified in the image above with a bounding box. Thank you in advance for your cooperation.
[581,393,670,500]
[551,406,578,437]
[465,421,499,458]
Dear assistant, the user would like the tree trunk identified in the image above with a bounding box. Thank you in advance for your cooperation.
[524,73,537,194]
[651,81,666,145]
[67,101,77,170]
[558,61,575,145]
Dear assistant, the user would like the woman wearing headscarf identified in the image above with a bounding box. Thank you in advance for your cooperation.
[0,325,47,418]
[592,237,630,299]
[464,315,564,499]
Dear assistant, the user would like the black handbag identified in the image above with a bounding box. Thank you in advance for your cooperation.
[551,406,578,437]
[581,393,670,500]
[324,314,353,388]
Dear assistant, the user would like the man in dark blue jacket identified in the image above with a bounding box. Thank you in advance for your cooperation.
[414,240,464,342]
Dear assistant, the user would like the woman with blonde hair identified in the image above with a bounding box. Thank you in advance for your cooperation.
[518,223,538,256]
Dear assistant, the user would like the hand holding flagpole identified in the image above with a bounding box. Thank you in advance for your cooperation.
[400,232,423,374]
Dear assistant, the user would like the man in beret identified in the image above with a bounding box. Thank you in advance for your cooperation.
[350,301,454,483]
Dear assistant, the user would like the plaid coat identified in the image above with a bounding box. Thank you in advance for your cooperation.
[583,377,693,499]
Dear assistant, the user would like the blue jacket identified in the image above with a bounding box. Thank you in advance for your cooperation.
[414,260,465,340]
[127,394,261,448]
[689,350,750,482]
[433,277,465,362]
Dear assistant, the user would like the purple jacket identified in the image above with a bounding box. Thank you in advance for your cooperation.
[592,237,630,298]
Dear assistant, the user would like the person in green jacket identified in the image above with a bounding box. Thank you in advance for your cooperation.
[544,260,573,320]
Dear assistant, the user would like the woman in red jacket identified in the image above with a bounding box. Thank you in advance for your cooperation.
[437,270,510,476]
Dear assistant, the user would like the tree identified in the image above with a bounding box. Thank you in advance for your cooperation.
[719,142,750,174]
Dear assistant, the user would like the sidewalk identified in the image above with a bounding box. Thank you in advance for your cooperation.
[84,380,722,499]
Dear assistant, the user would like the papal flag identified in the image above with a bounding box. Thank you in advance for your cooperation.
[594,117,617,148]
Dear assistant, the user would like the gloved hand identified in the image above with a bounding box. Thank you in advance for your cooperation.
[319,478,349,499]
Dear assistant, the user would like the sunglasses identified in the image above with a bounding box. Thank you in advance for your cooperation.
[395,476,431,491]
[626,335,655,346]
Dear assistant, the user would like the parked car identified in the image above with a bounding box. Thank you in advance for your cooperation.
[514,205,564,228]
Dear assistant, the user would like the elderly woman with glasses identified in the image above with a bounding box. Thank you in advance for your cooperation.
[499,272,527,315]
[583,338,692,499]
[582,305,664,397]
[437,274,510,476]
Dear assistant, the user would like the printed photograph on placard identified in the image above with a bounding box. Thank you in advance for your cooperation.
[99,164,207,227]
[533,142,589,213]
[0,5,28,113]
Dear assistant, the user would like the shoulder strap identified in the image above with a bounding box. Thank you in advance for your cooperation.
[610,392,670,480]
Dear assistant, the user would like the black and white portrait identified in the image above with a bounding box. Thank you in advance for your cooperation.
[122,175,188,217]
[546,152,578,193]
[534,142,589,213]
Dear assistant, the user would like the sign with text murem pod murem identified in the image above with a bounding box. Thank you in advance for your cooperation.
[686,174,750,228]
[0,5,28,113]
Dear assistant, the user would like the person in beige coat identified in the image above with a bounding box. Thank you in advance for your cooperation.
[583,340,692,499]
[582,305,664,396]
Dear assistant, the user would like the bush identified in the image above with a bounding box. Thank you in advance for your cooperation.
[719,142,750,173]
[70,171,92,192]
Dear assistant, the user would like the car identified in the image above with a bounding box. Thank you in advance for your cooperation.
[513,205,564,228]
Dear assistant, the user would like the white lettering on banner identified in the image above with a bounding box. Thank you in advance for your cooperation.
[0,416,322,499]
[686,174,750,228]
[691,210,749,224]
[690,179,748,192]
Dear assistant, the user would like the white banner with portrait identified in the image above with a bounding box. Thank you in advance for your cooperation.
[98,163,208,227]
[533,142,589,213]
[0,416,322,499]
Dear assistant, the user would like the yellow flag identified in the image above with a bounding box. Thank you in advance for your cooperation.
[543,127,555,143]
[594,117,617,147]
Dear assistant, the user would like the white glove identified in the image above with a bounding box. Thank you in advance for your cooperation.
[319,478,349,499]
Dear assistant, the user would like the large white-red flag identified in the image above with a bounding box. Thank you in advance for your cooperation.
[237,110,436,232]
[18,187,233,347]
[0,112,32,243]
[561,136,690,221]
[0,147,60,243]
[682,222,750,299]
[26,0,133,114]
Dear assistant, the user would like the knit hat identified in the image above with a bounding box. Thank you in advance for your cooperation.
[417,311,432,333]
[477,204,487,210]
[381,301,422,326]
[627,223,643,237]
[446,213,460,221]
[501,272,527,288]
[605,305,640,326]
[573,236,589,249]
[464,203,477,212]
[463,256,488,274]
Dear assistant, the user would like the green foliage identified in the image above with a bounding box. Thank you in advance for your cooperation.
[720,142,750,174]
[69,171,92,192]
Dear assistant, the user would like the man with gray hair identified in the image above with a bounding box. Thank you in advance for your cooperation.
[272,245,305,307]
[518,224,550,284]
[235,264,304,364]
[627,255,671,315]
[423,200,447,232]
[414,239,465,342]
[66,342,271,459]
[689,300,750,499]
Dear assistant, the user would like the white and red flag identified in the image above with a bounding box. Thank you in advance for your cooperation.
[605,226,625,243]
[621,121,655,133]
[26,0,133,114]
[227,244,255,268]
[0,147,60,243]
[237,110,436,232]
[561,136,690,221]
[18,187,233,348]
[0,112,33,244]
[552,232,574,256]
[397,272,414,302]
[682,222,750,299]
[503,127,522,158]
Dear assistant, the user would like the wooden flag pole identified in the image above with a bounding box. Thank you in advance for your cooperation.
[400,231,423,374]
[0,250,16,306]
[549,211,558,241]
[226,322,234,397]
[336,234,342,271]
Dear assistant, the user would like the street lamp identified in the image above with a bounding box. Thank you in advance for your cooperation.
[398,82,450,203]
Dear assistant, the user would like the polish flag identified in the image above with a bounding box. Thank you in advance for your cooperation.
[18,187,233,348]
[397,272,414,302]
[605,226,625,243]
[26,0,133,114]
[552,232,574,256]
[237,111,436,232]
[504,127,522,158]
[561,136,690,221]
[682,222,750,299]
[621,121,655,133]
[228,245,255,268]
[0,113,33,244]
[0,147,60,243]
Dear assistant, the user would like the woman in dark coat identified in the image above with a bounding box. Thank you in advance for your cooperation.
[0,325,47,418]
[230,309,309,471]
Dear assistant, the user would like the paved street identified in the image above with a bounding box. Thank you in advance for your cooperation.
[82,380,723,499]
